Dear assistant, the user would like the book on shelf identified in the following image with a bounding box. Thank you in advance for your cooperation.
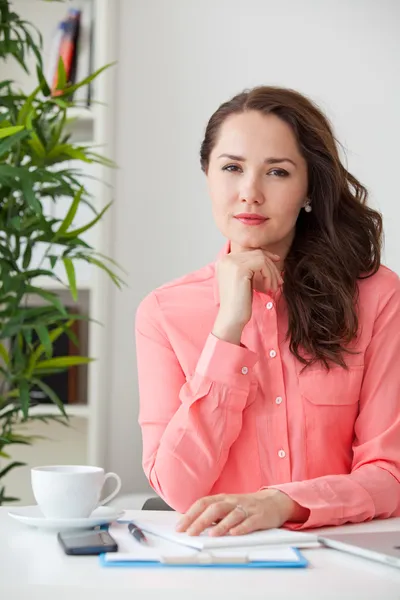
[47,4,94,107]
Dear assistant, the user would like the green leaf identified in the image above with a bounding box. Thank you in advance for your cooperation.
[31,378,67,417]
[0,80,13,92]
[35,325,52,358]
[47,110,67,152]
[0,125,24,139]
[22,242,32,269]
[0,492,20,503]
[25,320,65,378]
[26,109,46,158]
[55,187,83,236]
[0,128,28,157]
[27,321,72,374]
[46,144,92,163]
[62,257,77,301]
[0,433,37,446]
[0,343,10,366]
[36,64,51,97]
[0,461,26,480]
[34,356,94,370]
[20,174,41,213]
[25,286,67,316]
[92,251,127,274]
[3,389,20,400]
[63,326,79,348]
[16,84,41,126]
[55,56,67,90]
[85,256,124,289]
[30,369,67,377]
[18,380,30,419]
[85,151,117,169]
[28,414,68,427]
[58,62,115,97]
[23,328,33,347]
[64,202,112,238]
[49,255,58,269]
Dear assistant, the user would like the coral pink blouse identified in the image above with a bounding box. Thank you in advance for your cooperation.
[135,243,400,529]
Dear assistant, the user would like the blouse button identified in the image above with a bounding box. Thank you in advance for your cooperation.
[269,349,277,358]
[266,302,273,310]
[275,396,283,405]
[241,366,248,375]
[278,449,286,459]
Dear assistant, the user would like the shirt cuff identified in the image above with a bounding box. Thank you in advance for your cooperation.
[268,481,340,530]
[196,333,258,390]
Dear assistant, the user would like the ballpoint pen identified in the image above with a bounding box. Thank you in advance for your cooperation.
[128,522,148,544]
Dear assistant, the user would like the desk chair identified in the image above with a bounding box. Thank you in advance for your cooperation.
[142,497,174,511]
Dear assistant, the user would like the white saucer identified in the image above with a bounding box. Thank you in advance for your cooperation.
[8,505,124,531]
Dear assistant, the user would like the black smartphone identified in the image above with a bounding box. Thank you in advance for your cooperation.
[57,529,118,555]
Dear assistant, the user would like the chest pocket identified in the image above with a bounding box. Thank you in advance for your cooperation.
[298,365,364,476]
[299,365,364,406]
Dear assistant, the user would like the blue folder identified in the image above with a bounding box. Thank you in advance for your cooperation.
[99,547,308,569]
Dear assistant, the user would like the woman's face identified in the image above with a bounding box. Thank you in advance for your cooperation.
[206,111,309,256]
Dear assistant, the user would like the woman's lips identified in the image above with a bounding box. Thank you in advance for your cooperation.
[234,215,268,226]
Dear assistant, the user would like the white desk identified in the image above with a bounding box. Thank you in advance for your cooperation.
[1,509,400,600]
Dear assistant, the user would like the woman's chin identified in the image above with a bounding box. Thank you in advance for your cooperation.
[231,234,271,251]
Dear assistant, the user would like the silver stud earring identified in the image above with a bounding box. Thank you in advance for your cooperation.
[304,199,312,213]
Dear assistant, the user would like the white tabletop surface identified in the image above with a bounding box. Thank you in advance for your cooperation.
[1,508,400,600]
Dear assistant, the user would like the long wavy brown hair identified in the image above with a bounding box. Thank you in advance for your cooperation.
[200,86,383,369]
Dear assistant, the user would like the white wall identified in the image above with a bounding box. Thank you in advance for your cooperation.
[105,0,400,494]
[4,418,87,504]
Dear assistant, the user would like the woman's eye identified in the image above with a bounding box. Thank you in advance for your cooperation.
[222,164,241,173]
[269,169,289,177]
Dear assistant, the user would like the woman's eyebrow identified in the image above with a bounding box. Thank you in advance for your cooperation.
[217,153,297,167]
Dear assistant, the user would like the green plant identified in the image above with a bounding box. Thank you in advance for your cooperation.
[0,0,121,503]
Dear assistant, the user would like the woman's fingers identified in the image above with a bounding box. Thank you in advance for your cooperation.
[250,251,282,293]
[260,261,282,292]
[208,505,248,537]
[262,253,283,291]
[229,514,262,536]
[263,251,281,262]
[176,495,226,533]
[184,501,233,536]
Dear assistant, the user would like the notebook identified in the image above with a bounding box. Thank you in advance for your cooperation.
[117,510,318,550]
[99,522,309,569]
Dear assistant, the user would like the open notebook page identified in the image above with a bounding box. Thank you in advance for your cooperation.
[118,510,317,550]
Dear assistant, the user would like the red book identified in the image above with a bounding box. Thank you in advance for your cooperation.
[52,9,81,96]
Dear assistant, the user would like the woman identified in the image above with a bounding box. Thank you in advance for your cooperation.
[135,86,400,537]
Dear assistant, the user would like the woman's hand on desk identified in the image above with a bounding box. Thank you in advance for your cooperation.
[176,489,309,537]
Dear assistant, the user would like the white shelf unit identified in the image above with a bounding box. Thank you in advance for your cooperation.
[67,107,94,121]
[4,0,118,473]
[29,404,90,418]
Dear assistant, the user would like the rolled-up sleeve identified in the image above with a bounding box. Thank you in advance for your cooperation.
[270,278,400,529]
[136,292,258,513]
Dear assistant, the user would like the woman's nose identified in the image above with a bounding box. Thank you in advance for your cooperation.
[240,179,265,205]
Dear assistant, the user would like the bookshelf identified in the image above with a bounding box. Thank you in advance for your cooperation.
[3,0,118,481]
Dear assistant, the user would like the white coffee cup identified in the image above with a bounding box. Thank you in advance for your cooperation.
[31,465,122,519]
